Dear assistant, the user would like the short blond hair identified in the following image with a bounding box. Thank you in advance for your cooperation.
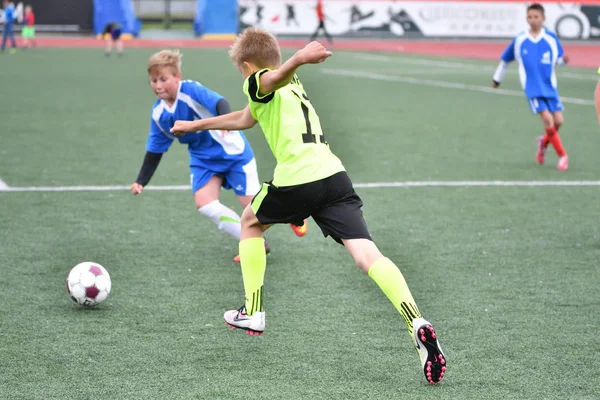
[229,27,281,69]
[148,49,182,75]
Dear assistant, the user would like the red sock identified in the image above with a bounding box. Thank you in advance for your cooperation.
[545,126,567,157]
[541,134,550,148]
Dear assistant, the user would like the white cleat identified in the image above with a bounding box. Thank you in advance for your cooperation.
[224,306,265,336]
[412,317,447,384]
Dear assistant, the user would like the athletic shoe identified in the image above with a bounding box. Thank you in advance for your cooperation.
[224,306,265,336]
[413,318,447,384]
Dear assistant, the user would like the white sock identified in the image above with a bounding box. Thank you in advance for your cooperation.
[198,200,241,240]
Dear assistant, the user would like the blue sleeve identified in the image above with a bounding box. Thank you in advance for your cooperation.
[183,81,224,116]
[145,118,173,153]
[500,39,515,63]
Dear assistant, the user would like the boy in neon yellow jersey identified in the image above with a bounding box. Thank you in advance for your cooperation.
[171,28,447,385]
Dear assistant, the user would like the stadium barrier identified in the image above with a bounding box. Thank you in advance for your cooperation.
[236,0,600,40]
[2,0,599,40]
[194,0,238,37]
[93,0,141,38]
[0,0,94,33]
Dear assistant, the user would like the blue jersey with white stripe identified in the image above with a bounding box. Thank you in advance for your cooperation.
[3,3,15,23]
[501,29,564,99]
[146,80,254,171]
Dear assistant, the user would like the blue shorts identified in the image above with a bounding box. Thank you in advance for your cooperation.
[111,29,122,40]
[528,97,564,114]
[190,158,261,196]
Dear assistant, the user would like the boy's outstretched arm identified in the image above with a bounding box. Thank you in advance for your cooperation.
[258,41,332,96]
[171,105,257,135]
[493,39,516,88]
[131,151,163,195]
[492,61,508,88]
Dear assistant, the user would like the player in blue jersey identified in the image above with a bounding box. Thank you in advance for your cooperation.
[103,22,123,57]
[131,50,307,262]
[492,3,569,171]
[1,0,17,53]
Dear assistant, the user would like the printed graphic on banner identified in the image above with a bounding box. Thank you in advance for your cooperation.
[238,0,600,40]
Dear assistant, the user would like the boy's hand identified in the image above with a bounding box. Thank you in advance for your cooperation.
[130,183,144,195]
[563,54,570,64]
[296,41,333,65]
[492,80,500,88]
[170,120,196,136]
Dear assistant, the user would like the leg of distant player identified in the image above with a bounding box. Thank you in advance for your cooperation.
[104,36,112,56]
[321,21,333,45]
[552,110,564,132]
[196,175,244,241]
[538,110,567,170]
[115,38,123,56]
[1,23,16,52]
[310,21,324,42]
[551,110,568,170]
[8,24,16,50]
[536,111,551,164]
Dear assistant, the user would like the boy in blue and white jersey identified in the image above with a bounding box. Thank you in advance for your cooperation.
[1,0,17,53]
[492,3,569,171]
[131,50,307,262]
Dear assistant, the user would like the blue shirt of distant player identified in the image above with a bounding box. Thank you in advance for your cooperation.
[3,3,15,24]
[146,80,254,171]
[501,29,564,99]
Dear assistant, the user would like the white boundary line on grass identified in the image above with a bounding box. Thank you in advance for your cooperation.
[347,53,598,81]
[321,68,595,106]
[0,177,8,190]
[2,181,600,192]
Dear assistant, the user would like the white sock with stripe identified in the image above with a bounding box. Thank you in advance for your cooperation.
[198,200,241,240]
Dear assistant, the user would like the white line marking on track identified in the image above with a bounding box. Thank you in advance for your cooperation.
[321,68,595,106]
[0,178,8,190]
[3,181,600,192]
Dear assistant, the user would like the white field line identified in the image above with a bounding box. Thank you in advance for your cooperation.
[3,181,600,192]
[321,68,594,106]
[0,177,7,190]
[348,53,598,81]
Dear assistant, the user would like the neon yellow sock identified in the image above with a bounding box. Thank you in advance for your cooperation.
[240,237,267,315]
[368,257,422,336]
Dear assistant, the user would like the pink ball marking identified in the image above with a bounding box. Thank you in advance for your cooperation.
[89,265,103,276]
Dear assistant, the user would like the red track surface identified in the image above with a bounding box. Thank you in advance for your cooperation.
[28,37,600,68]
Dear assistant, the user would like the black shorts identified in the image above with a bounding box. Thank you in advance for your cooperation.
[251,171,372,245]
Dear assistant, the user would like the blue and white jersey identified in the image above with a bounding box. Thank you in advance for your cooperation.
[146,80,254,172]
[2,3,15,23]
[499,29,564,99]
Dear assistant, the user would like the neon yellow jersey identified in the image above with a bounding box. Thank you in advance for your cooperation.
[243,68,345,187]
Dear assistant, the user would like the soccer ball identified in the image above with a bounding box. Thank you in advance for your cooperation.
[66,262,112,306]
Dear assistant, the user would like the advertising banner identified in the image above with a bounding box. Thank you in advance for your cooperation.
[238,0,600,40]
